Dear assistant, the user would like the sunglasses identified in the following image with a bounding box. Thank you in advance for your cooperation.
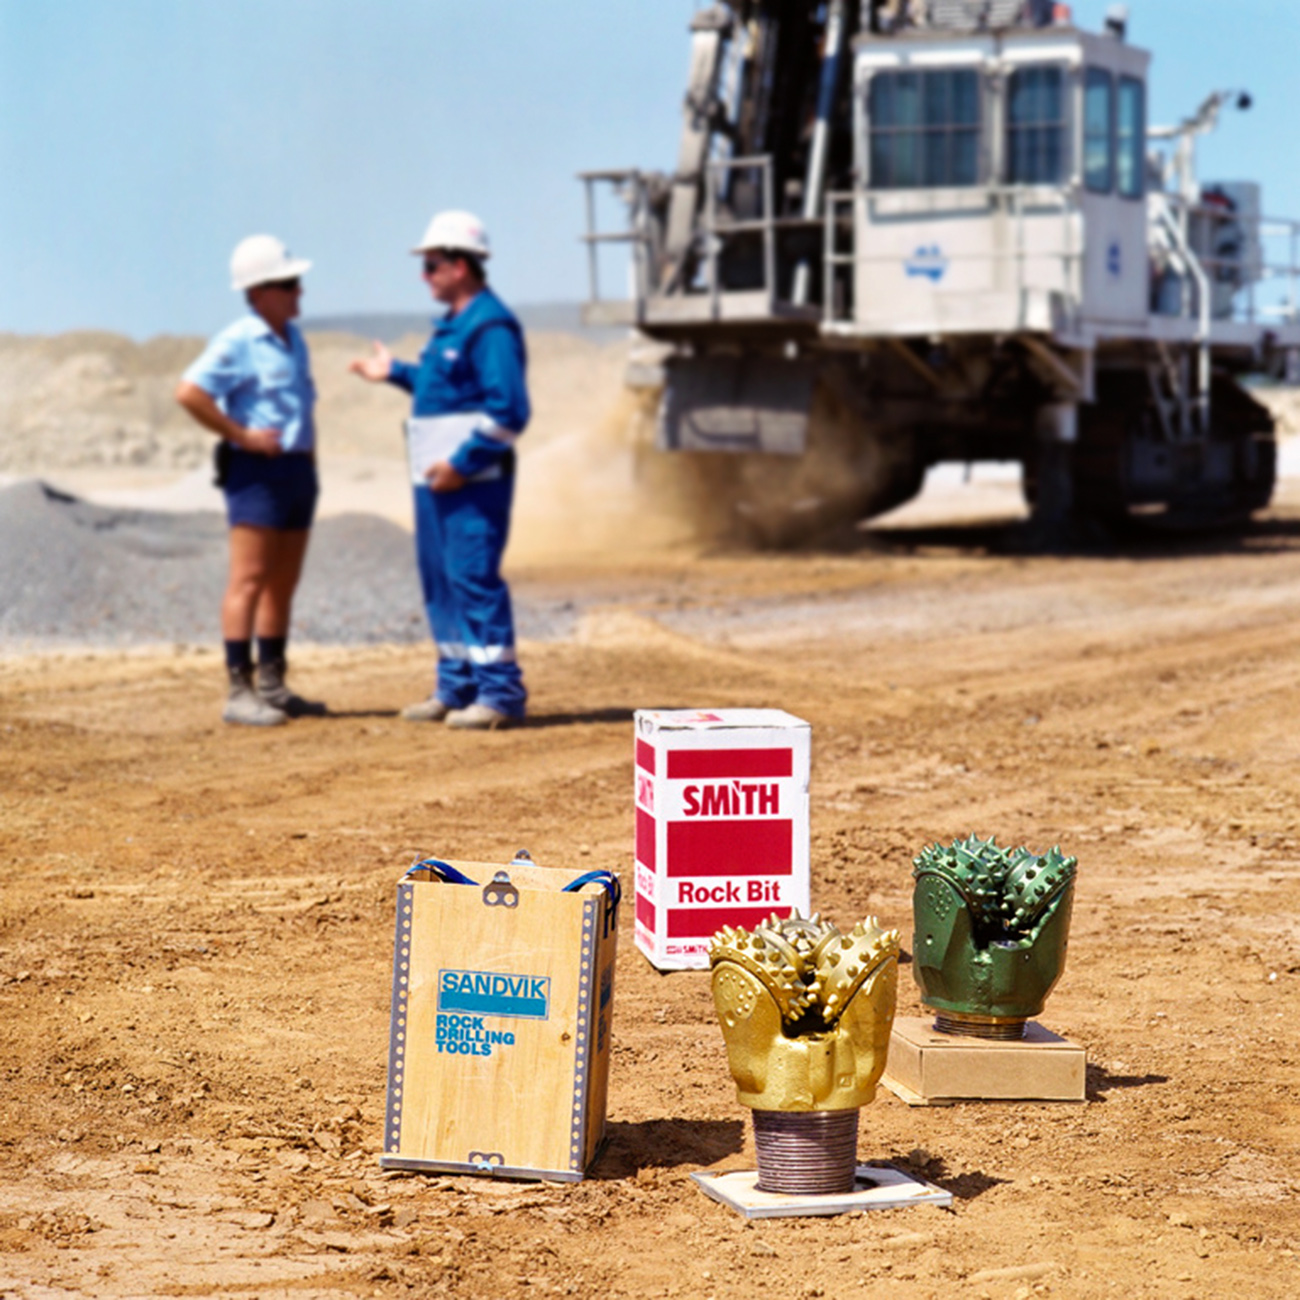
[422,256,454,275]
[264,278,302,294]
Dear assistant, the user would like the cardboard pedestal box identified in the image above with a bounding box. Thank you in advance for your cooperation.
[634,709,811,971]
[381,858,620,1181]
[882,1017,1087,1105]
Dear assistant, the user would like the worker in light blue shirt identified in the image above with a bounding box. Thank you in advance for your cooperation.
[184,315,316,454]
[350,210,528,729]
[176,234,322,727]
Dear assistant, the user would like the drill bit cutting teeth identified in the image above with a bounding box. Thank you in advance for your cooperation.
[817,916,901,1025]
[708,916,820,1023]
[708,910,900,1111]
[913,835,1077,941]
[1003,845,1077,931]
[911,835,1078,1032]
[709,909,898,1026]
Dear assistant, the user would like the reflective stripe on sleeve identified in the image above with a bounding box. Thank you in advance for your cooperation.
[476,422,520,446]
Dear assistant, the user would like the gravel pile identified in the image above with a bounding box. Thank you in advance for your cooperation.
[0,480,574,649]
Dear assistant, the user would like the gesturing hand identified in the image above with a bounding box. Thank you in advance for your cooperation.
[348,340,393,383]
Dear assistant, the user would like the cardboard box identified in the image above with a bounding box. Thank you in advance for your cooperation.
[881,1016,1087,1105]
[633,708,811,971]
[381,857,620,1180]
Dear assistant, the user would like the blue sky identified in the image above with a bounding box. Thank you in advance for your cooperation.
[1,0,1296,338]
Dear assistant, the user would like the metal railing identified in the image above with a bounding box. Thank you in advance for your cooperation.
[823,184,1085,326]
[823,190,856,325]
[582,167,1300,335]
[580,156,822,318]
[702,154,776,314]
[1153,192,1300,326]
[822,183,1300,334]
[1148,192,1211,432]
[1257,218,1300,324]
[578,169,653,311]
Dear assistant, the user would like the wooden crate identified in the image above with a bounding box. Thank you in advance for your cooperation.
[381,858,620,1181]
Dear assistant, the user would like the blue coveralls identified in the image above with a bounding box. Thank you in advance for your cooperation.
[387,288,530,717]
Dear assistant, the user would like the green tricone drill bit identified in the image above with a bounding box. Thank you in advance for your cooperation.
[911,835,1077,1039]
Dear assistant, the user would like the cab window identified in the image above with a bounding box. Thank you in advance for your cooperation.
[1084,68,1114,193]
[1008,65,1066,184]
[1117,76,1146,199]
[869,69,981,188]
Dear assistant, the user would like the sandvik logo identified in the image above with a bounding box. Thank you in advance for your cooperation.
[438,969,551,1020]
[904,244,949,283]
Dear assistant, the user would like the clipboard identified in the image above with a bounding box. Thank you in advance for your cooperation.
[405,414,482,486]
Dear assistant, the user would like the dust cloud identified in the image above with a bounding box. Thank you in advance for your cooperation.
[0,328,699,563]
[3,329,1298,559]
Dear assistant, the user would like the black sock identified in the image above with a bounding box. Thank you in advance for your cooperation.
[256,635,288,666]
[224,639,253,672]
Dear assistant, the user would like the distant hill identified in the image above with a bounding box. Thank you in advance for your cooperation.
[302,301,626,343]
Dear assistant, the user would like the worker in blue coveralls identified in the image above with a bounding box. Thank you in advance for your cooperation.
[176,234,324,728]
[349,210,529,730]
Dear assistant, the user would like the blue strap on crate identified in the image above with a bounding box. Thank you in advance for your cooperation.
[562,870,622,937]
[402,858,479,885]
[403,858,621,935]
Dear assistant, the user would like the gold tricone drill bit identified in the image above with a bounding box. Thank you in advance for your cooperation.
[708,911,900,1195]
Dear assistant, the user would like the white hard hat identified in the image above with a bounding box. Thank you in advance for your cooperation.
[229,234,312,291]
[411,210,491,259]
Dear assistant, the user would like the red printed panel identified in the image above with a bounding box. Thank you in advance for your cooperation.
[666,905,790,938]
[666,748,793,779]
[666,819,792,877]
[636,739,656,774]
[635,808,656,870]
[636,892,656,931]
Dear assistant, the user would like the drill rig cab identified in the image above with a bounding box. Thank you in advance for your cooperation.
[580,0,1300,542]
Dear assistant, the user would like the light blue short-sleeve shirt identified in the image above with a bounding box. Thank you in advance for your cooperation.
[183,315,317,453]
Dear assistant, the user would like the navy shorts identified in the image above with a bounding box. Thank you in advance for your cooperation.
[223,450,319,531]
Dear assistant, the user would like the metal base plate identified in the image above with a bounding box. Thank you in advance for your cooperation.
[691,1163,952,1220]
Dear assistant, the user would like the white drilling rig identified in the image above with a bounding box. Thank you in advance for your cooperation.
[581,0,1300,542]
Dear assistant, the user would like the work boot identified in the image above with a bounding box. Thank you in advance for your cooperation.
[400,695,451,722]
[445,702,516,731]
[224,667,287,727]
[256,658,326,718]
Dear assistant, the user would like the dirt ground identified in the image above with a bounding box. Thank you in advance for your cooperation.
[4,490,1300,1298]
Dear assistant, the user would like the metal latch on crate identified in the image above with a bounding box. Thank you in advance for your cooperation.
[482,872,519,908]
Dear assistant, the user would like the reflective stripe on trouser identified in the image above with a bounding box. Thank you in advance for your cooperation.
[412,476,526,716]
